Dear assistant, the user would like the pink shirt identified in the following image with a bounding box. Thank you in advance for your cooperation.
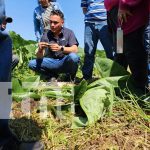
[104,0,119,11]
[119,0,149,35]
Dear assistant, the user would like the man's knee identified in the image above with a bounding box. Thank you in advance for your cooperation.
[28,59,36,70]
[67,53,80,63]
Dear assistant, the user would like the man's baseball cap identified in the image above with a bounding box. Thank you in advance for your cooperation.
[5,17,13,23]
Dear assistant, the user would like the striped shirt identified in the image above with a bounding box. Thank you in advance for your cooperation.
[81,0,107,22]
[34,2,60,42]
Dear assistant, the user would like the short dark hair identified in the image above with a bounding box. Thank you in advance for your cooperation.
[50,10,64,20]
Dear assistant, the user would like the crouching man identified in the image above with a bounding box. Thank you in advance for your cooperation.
[29,10,80,82]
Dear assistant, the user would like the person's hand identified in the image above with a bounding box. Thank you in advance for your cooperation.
[118,9,132,24]
[48,43,61,52]
[38,42,49,50]
[36,42,49,58]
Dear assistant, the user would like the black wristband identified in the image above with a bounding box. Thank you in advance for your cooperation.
[61,46,64,52]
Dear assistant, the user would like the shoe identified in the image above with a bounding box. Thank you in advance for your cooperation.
[19,141,44,150]
[40,73,58,81]
[57,74,74,83]
[74,77,83,84]
[46,77,58,86]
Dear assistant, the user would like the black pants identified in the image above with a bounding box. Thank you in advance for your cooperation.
[107,8,147,89]
[124,27,148,89]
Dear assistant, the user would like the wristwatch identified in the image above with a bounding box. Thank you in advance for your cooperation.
[61,46,64,52]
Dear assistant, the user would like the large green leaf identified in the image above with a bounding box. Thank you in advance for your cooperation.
[71,117,88,128]
[12,78,24,93]
[22,76,40,89]
[80,87,108,125]
[95,58,130,78]
[74,79,87,103]
[12,92,40,102]
[88,75,129,89]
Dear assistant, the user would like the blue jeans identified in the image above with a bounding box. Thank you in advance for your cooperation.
[0,30,12,146]
[0,30,12,81]
[82,22,114,80]
[144,15,150,84]
[29,53,80,80]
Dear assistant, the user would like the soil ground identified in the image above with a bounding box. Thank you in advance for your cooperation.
[9,99,150,150]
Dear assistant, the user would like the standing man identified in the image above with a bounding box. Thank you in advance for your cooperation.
[34,0,61,42]
[0,0,15,149]
[81,0,114,81]
[29,10,80,82]
[0,1,44,149]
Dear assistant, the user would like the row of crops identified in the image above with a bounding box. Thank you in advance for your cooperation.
[10,31,150,129]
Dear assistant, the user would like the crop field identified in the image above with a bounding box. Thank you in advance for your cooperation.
[10,31,150,150]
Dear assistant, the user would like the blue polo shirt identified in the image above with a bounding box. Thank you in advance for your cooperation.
[81,0,107,23]
[41,27,79,59]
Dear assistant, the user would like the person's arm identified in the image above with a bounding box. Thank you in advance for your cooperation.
[118,0,139,24]
[36,42,48,58]
[82,8,87,14]
[48,30,79,53]
[0,0,5,25]
[81,0,88,14]
[48,44,78,53]
[33,8,41,42]
[36,33,49,58]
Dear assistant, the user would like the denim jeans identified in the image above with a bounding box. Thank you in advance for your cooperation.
[144,15,150,84]
[0,30,12,146]
[82,22,114,80]
[0,30,12,81]
[29,53,80,80]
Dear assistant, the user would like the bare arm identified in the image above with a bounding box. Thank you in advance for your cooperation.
[36,42,49,58]
[82,7,87,14]
[48,43,78,53]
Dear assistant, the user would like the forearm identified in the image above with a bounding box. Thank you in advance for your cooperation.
[35,32,41,42]
[82,7,87,14]
[63,45,78,54]
[34,13,41,42]
[36,48,44,58]
[81,0,88,14]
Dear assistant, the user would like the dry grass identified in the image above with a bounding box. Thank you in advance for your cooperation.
[9,99,150,150]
